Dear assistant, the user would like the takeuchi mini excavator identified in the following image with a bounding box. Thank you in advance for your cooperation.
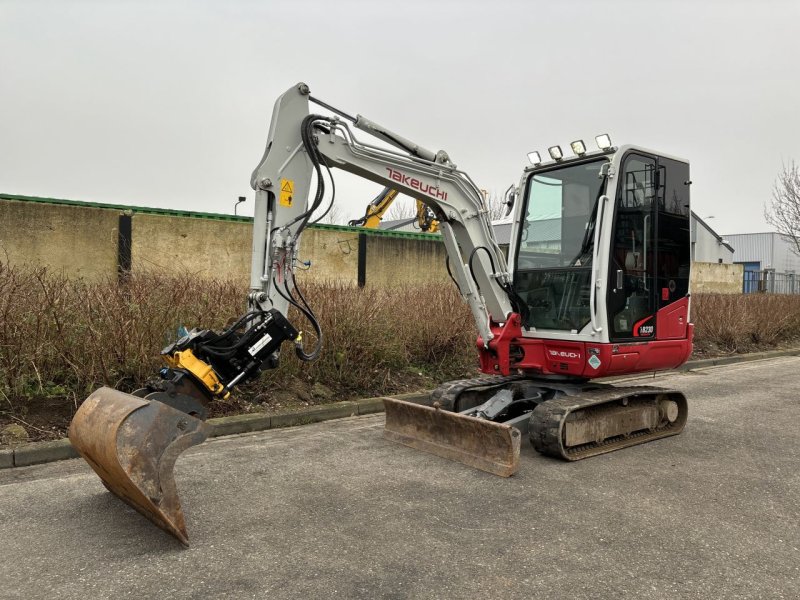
[69,83,693,545]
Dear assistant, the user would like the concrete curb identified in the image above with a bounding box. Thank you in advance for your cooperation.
[13,439,78,467]
[675,347,800,371]
[0,448,14,468]
[2,352,798,470]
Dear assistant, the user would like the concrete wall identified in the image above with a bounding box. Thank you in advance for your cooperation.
[132,213,252,281]
[131,215,429,287]
[690,261,743,294]
[0,194,443,287]
[0,198,119,279]
[0,195,747,295]
[365,234,447,286]
[297,227,360,285]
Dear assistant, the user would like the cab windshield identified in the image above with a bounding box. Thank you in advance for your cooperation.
[513,158,608,331]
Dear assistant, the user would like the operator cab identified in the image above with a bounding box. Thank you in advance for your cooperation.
[512,141,691,345]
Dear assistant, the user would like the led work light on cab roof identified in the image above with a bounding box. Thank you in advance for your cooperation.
[527,133,614,165]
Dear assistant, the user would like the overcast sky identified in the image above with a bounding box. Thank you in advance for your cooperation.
[1,0,798,234]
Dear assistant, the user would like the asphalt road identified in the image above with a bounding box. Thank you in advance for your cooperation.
[1,357,799,599]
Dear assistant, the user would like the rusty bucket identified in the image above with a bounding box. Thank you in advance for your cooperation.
[383,398,520,477]
[68,387,208,545]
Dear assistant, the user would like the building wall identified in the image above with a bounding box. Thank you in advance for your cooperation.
[725,232,773,268]
[725,232,800,273]
[692,222,733,264]
[690,262,743,294]
[771,235,800,273]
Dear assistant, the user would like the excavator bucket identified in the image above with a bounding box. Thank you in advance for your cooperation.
[68,387,208,545]
[382,398,521,477]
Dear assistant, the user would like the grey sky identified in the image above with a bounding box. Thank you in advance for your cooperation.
[1,0,798,234]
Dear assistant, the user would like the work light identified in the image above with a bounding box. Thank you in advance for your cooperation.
[548,146,563,161]
[570,140,586,156]
[527,151,542,165]
[595,134,612,150]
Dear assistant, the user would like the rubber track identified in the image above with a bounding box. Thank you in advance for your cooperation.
[529,385,688,461]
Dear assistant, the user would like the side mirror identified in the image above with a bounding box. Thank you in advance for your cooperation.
[503,184,517,217]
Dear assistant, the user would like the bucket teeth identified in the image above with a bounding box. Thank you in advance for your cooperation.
[69,387,208,545]
[383,398,520,477]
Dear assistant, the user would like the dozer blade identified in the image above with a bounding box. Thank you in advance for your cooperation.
[68,387,208,545]
[383,398,521,477]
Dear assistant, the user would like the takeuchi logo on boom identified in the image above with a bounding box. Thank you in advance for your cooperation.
[386,168,447,201]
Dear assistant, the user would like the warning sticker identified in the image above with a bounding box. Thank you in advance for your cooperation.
[279,179,294,207]
[588,355,601,370]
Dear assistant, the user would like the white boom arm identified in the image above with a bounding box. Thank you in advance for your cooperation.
[247,83,517,349]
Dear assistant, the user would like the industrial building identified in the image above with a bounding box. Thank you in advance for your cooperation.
[722,232,800,293]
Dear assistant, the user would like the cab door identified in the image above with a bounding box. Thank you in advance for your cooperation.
[606,152,692,342]
[652,157,691,339]
[606,153,658,341]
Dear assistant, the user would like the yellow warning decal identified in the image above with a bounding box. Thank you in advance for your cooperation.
[279,178,294,207]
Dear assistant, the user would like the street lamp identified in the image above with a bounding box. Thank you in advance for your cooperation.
[234,196,246,215]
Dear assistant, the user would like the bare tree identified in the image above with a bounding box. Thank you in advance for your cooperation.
[484,190,510,221]
[765,160,800,256]
[385,196,417,221]
[316,204,346,225]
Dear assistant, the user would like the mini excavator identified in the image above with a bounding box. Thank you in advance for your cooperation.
[69,83,693,544]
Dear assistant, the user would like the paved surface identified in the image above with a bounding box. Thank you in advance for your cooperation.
[1,358,799,599]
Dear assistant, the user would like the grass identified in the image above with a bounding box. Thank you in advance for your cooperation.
[2,262,800,440]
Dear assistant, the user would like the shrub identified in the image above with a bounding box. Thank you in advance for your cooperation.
[0,263,478,411]
[3,261,800,420]
[691,293,800,353]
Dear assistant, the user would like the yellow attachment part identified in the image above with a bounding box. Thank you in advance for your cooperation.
[163,349,229,399]
[362,188,400,228]
[416,200,439,232]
